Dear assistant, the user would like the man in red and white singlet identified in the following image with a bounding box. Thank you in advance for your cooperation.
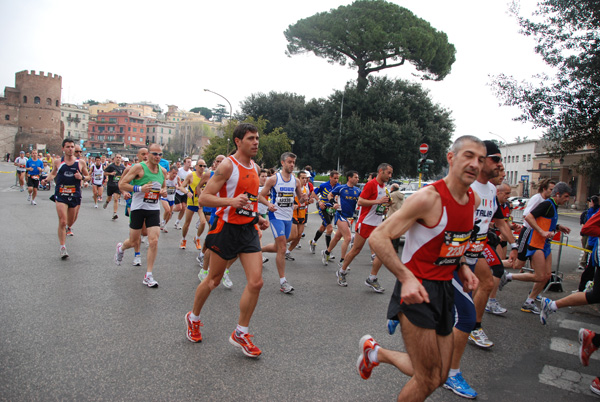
[184,123,269,358]
[354,135,485,402]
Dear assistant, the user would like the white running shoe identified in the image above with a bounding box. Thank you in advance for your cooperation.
[142,275,158,288]
[321,250,330,266]
[132,255,142,266]
[60,246,69,260]
[222,270,233,289]
[31,200,37,205]
[196,254,204,268]
[114,242,124,266]
[27,194,31,202]
[198,269,209,282]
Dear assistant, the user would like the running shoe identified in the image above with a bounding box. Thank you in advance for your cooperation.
[185,311,203,342]
[365,277,385,293]
[162,225,167,233]
[262,256,269,264]
[309,240,316,254]
[27,194,31,202]
[591,377,600,396]
[20,186,24,192]
[196,254,204,268]
[579,328,598,367]
[336,269,348,287]
[285,252,295,261]
[498,271,511,291]
[160,220,165,231]
[540,298,555,325]
[103,200,109,209]
[387,319,399,335]
[98,196,102,202]
[179,239,186,249]
[329,254,335,260]
[132,255,142,266]
[469,328,494,348]
[222,270,233,289]
[198,269,209,282]
[586,281,595,292]
[356,334,379,380]
[142,275,158,288]
[30,200,37,205]
[66,227,74,236]
[229,330,261,357]
[114,242,124,266]
[112,213,118,220]
[444,372,477,399]
[174,221,180,230]
[94,203,98,209]
[521,301,540,314]
[295,243,301,249]
[485,300,507,315]
[60,246,69,260]
[195,237,201,250]
[280,281,294,294]
[321,250,330,266]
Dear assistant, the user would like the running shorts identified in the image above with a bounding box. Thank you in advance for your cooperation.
[129,209,160,230]
[318,207,334,227]
[270,218,292,239]
[516,226,533,262]
[174,193,187,205]
[356,222,377,239]
[205,217,261,260]
[293,217,307,225]
[482,243,504,279]
[107,184,120,197]
[54,195,81,208]
[27,176,40,188]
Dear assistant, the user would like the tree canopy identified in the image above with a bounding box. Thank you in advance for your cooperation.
[284,0,456,90]
[190,107,213,120]
[492,0,600,170]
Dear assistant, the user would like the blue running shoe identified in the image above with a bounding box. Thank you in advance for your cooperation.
[443,372,477,399]
[387,319,399,335]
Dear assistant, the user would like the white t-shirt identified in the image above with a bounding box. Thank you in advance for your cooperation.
[465,180,497,265]
[15,157,28,172]
[523,193,544,228]
[176,167,191,195]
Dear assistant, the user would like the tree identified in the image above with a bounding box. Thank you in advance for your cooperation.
[84,99,99,106]
[212,104,229,122]
[190,107,213,120]
[284,0,456,91]
[492,1,600,171]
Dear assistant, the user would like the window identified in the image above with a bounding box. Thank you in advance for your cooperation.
[46,98,51,105]
[523,155,526,162]
[161,128,164,133]
[133,128,137,133]
[169,129,171,134]
[55,100,59,107]
[98,126,105,133]
[128,127,131,132]
[516,156,519,163]
[141,128,144,133]
[4,114,9,121]
[528,154,531,161]
[23,96,27,103]
[132,137,136,141]
[120,127,124,133]
[68,122,71,127]
[34,96,40,104]
[128,136,130,140]
[98,135,104,141]
[101,117,105,122]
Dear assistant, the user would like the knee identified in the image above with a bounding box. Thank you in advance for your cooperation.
[148,237,158,248]
[415,366,444,392]
[536,272,552,283]
[247,277,263,293]
[58,218,67,227]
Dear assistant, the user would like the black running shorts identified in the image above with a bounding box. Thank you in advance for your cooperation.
[205,217,261,260]
[107,184,121,197]
[387,278,454,336]
[129,209,160,230]
[174,192,187,205]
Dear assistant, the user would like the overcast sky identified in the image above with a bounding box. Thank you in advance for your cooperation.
[0,0,552,144]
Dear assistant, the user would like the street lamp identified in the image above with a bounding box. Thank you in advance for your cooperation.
[227,138,230,155]
[204,89,232,121]
[290,139,295,152]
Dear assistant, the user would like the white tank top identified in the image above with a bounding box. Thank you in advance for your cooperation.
[165,178,177,202]
[176,167,191,195]
[269,172,296,221]
[91,164,104,185]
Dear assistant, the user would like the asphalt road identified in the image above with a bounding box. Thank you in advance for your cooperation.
[1,161,599,401]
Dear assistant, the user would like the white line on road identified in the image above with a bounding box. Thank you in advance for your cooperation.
[559,319,600,334]
[550,337,600,362]
[539,365,596,395]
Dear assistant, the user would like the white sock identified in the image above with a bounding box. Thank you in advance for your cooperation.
[549,301,558,311]
[506,273,513,280]
[146,272,152,278]
[280,277,287,285]
[368,345,380,363]
[175,219,180,224]
[189,313,200,322]
[369,274,377,281]
[449,368,461,377]
[236,325,248,334]
[526,297,534,304]
[285,250,291,255]
[60,245,66,249]
[340,268,347,274]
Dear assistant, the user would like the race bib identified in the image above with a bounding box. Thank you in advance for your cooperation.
[464,233,488,259]
[236,192,258,217]
[434,231,472,266]
[59,185,76,195]
[167,186,176,195]
[31,175,39,180]
[276,193,294,208]
[143,182,162,204]
[114,175,121,183]
[375,203,386,216]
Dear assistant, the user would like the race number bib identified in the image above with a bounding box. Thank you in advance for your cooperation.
[167,186,176,195]
[114,175,121,183]
[464,233,488,259]
[276,192,294,208]
[59,185,76,195]
[143,182,161,204]
[31,175,39,180]
[434,231,472,266]
[236,192,258,217]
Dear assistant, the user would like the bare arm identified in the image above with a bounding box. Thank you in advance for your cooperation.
[199,158,248,209]
[118,164,151,193]
[259,176,277,212]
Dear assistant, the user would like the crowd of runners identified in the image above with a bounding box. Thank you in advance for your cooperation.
[14,125,600,400]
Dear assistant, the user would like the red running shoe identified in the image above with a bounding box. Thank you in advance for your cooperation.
[357,334,380,380]
[579,328,598,367]
[185,312,203,343]
[229,330,261,357]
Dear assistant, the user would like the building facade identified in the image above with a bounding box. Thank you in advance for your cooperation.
[146,120,176,147]
[61,103,89,142]
[86,109,146,151]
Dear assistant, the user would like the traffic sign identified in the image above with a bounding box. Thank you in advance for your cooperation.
[419,143,429,154]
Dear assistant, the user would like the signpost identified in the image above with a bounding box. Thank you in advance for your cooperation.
[418,143,428,188]
[420,143,429,154]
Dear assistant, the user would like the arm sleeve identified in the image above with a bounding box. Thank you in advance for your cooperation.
[582,209,600,237]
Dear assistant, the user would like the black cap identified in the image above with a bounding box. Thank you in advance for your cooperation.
[483,140,501,156]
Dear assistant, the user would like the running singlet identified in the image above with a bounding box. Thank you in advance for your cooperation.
[130,162,165,211]
[203,171,217,215]
[527,198,558,249]
[293,184,310,221]
[494,200,511,237]
[26,158,44,178]
[401,179,476,281]
[269,172,296,221]
[523,193,544,228]
[331,184,361,218]
[258,185,268,215]
[215,156,259,225]
[357,178,388,227]
[54,158,82,198]
[314,181,338,207]
[187,171,203,207]
[165,178,177,202]
[105,163,125,186]
[176,167,191,195]
[465,180,502,264]
[91,164,104,185]
[15,156,28,172]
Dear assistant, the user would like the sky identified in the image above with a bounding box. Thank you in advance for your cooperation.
[0,0,552,144]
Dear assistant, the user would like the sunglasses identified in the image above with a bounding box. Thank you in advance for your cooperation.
[150,152,163,157]
[488,155,502,163]
[74,150,82,153]
[197,164,207,167]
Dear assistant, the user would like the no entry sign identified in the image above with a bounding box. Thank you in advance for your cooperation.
[419,143,429,154]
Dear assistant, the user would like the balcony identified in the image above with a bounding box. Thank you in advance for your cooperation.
[66,116,81,123]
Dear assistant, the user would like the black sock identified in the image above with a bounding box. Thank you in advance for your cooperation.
[325,234,331,248]
[314,230,324,242]
[593,333,600,348]
[474,322,482,330]
[325,250,330,255]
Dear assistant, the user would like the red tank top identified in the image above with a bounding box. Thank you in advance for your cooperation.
[215,156,259,225]
[400,179,475,281]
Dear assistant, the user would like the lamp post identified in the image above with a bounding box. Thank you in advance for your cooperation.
[204,89,232,121]
[227,138,230,155]
[290,139,295,152]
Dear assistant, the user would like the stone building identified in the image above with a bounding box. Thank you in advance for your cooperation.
[0,70,62,156]
[61,103,89,142]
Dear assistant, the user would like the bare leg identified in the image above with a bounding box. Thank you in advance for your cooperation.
[473,258,494,322]
[145,226,160,273]
[55,202,69,245]
[341,234,367,271]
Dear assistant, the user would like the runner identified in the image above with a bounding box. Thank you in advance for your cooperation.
[355,135,483,402]
[178,160,209,250]
[103,154,126,220]
[173,157,192,229]
[259,152,306,293]
[309,171,340,255]
[114,144,167,288]
[90,156,105,208]
[322,170,361,266]
[14,151,27,192]
[335,163,393,292]
[41,139,90,259]
[159,165,178,233]
[185,123,269,357]
[121,148,149,265]
[286,170,313,260]
[25,150,44,205]
[499,182,572,312]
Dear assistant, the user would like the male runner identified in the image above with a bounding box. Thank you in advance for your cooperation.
[356,135,483,402]
[14,151,27,191]
[336,163,393,292]
[121,148,148,265]
[185,123,269,357]
[114,144,167,288]
[103,154,126,220]
[41,139,90,259]
[322,170,361,266]
[286,170,313,260]
[160,165,178,233]
[173,157,192,229]
[259,152,306,293]
[500,182,572,312]
[90,156,105,208]
[25,150,44,205]
[309,171,340,254]
[178,160,209,250]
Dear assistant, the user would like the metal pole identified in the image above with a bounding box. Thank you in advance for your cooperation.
[204,89,232,121]
[337,92,344,172]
